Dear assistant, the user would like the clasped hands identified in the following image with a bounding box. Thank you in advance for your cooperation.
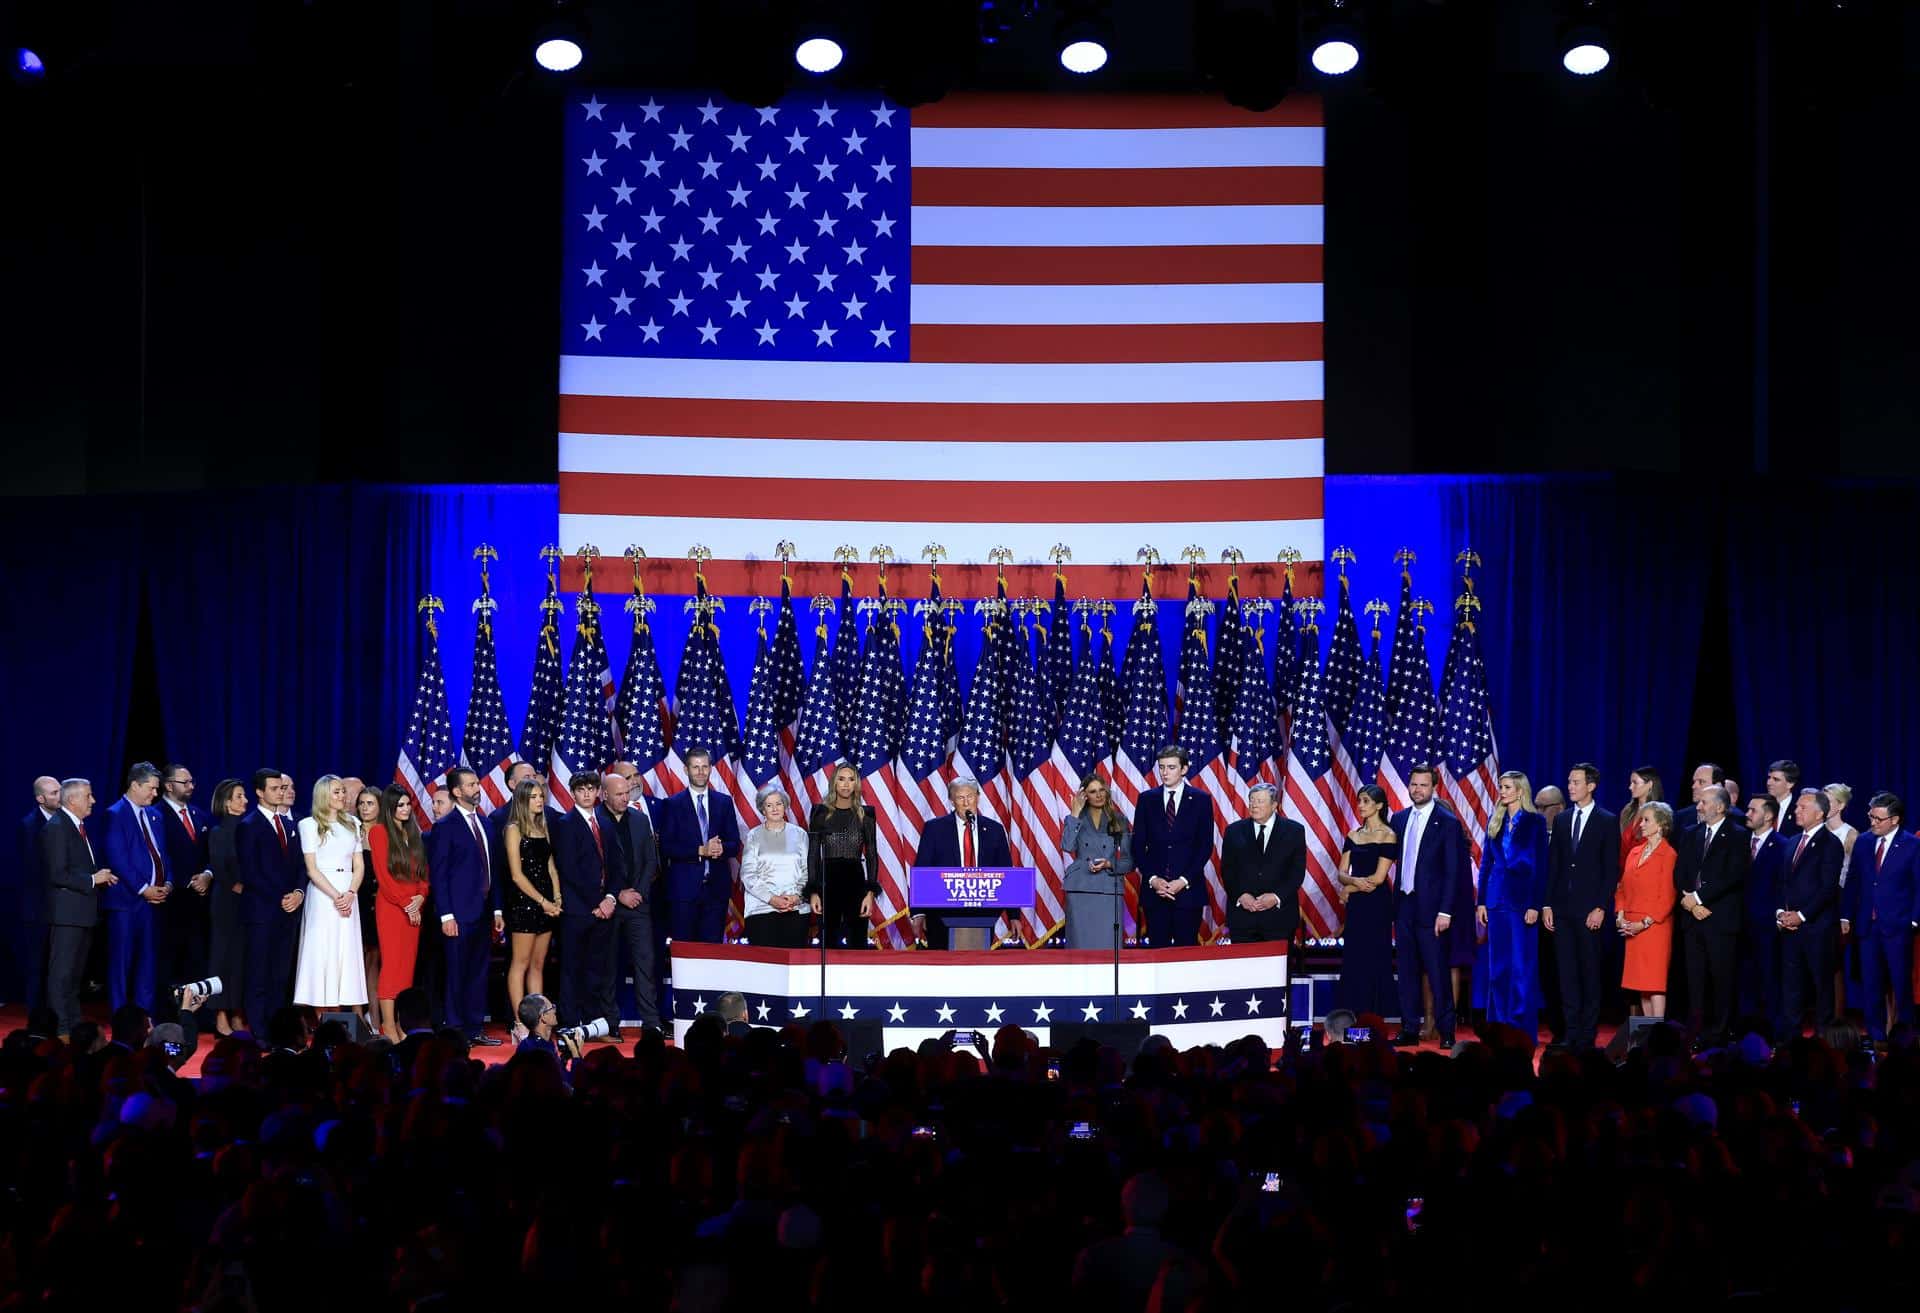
[1236,892,1280,913]
[1147,876,1187,901]
[699,836,725,860]
[1680,891,1712,922]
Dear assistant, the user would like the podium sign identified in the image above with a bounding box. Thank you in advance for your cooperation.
[908,866,1036,910]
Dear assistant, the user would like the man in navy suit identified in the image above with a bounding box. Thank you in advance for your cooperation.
[1674,785,1750,1045]
[100,762,172,1013]
[911,776,1014,949]
[1765,759,1804,837]
[1221,783,1305,944]
[1775,788,1845,1038]
[1129,746,1216,948]
[155,762,215,1009]
[10,776,60,1009]
[550,771,621,1032]
[1739,795,1790,1027]
[1842,791,1919,1041]
[426,767,505,1045]
[1388,765,1467,1045]
[237,768,305,1034]
[655,748,742,944]
[41,779,117,1036]
[1543,762,1621,1052]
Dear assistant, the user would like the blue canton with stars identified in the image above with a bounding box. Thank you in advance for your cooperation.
[564,92,911,360]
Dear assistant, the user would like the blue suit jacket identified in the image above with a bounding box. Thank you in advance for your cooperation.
[1130,785,1215,901]
[1389,804,1466,920]
[655,789,742,890]
[1478,810,1547,912]
[100,797,172,913]
[425,808,495,925]
[157,802,213,883]
[235,807,305,925]
[1842,828,1920,933]
[1744,830,1790,926]
[1776,824,1843,929]
[914,811,1014,870]
[548,804,613,918]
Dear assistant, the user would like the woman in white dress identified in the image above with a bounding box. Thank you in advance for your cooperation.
[293,774,369,1010]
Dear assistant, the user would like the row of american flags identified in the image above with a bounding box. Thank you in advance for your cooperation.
[391,548,1499,948]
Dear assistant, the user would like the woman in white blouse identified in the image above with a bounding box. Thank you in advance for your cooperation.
[292,774,369,1012]
[743,786,810,948]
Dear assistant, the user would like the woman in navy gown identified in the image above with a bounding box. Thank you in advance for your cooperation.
[1475,770,1548,1041]
[1337,785,1400,1019]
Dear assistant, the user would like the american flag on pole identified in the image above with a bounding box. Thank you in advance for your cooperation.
[886,584,955,895]
[550,599,619,810]
[952,610,1010,909]
[1378,567,1440,814]
[1271,560,1300,734]
[1322,573,1370,823]
[739,588,807,824]
[830,565,864,761]
[1437,595,1499,872]
[520,577,567,779]
[1108,578,1169,942]
[790,602,845,811]
[613,595,683,802]
[1345,617,1391,798]
[1005,614,1070,946]
[1214,567,1248,751]
[1173,590,1231,943]
[1279,620,1345,938]
[394,601,457,832]
[1044,570,1074,735]
[1095,609,1123,761]
[461,592,520,814]
[850,578,913,947]
[557,91,1326,597]
[673,584,747,937]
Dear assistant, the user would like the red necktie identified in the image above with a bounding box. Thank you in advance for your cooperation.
[275,815,289,852]
[179,808,196,842]
[1165,790,1177,825]
[1751,833,1760,857]
[1878,836,1890,870]
[139,810,163,881]
[1793,832,1809,867]
[962,816,975,867]
[589,814,604,857]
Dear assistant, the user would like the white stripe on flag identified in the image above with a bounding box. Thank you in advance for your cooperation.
[908,125,1326,169]
[908,282,1323,325]
[911,204,1322,248]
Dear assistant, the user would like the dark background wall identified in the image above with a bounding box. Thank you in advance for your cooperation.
[3,0,1917,491]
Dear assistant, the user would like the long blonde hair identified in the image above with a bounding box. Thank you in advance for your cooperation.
[1487,770,1535,837]
[311,774,348,836]
[823,762,866,825]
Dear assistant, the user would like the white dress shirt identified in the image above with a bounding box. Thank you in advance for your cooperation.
[1401,801,1434,893]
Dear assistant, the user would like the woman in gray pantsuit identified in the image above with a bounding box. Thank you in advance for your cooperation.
[1062,774,1135,951]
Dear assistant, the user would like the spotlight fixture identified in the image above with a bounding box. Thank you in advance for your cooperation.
[794,35,844,73]
[1055,1,1111,75]
[1558,0,1612,77]
[15,47,46,78]
[531,2,588,74]
[1304,0,1362,78]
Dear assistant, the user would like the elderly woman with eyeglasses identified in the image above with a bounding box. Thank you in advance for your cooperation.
[743,786,811,948]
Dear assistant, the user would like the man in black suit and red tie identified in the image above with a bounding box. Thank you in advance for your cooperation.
[1221,782,1305,944]
[1674,784,1749,1046]
[41,778,119,1038]
[1775,787,1845,1038]
[155,763,215,1009]
[1544,762,1621,1052]
[912,776,1013,949]
[549,771,620,1033]
[1842,792,1920,1041]
[1130,746,1217,948]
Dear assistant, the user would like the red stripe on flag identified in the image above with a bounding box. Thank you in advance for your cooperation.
[559,559,1326,603]
[559,471,1323,524]
[913,93,1323,128]
[912,244,1322,286]
[912,323,1323,365]
[912,166,1323,207]
[557,395,1325,442]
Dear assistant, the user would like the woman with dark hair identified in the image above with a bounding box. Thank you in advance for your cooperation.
[1337,785,1400,1018]
[805,763,881,949]
[371,785,430,1042]
[1062,773,1134,950]
[206,778,250,1037]
[353,785,383,1031]
[1620,766,1663,857]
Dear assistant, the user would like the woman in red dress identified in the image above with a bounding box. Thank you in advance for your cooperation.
[1616,800,1677,1019]
[370,784,430,1042]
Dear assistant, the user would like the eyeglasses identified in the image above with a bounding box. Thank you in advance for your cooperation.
[1869,813,1895,825]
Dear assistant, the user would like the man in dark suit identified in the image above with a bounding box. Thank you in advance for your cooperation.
[1672,762,1730,835]
[1766,759,1804,837]
[912,776,1013,949]
[1129,746,1216,948]
[155,763,215,1010]
[1775,788,1845,1038]
[1222,782,1304,944]
[488,760,540,894]
[426,767,505,1045]
[1740,794,1790,1027]
[602,770,662,1030]
[236,768,305,1036]
[1388,765,1467,1046]
[41,779,117,1037]
[11,775,60,1010]
[100,762,172,1014]
[1544,762,1621,1051]
[549,771,620,1031]
[1674,784,1750,1045]
[1842,791,1919,1041]
[654,747,742,945]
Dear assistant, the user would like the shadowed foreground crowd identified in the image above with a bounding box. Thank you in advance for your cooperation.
[3,1010,1920,1313]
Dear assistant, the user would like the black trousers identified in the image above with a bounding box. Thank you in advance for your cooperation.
[615,902,661,1026]
[745,910,810,948]
[1682,921,1740,1041]
[1779,924,1837,1039]
[558,915,617,1030]
[1553,920,1606,1050]
[47,924,91,1035]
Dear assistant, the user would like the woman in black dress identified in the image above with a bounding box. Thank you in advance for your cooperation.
[805,764,881,948]
[1337,784,1401,1019]
[205,778,249,1036]
[502,778,561,1036]
[353,785,383,1031]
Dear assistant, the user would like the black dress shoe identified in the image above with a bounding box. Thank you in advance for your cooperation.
[468,1032,504,1047]
[1438,1034,1456,1048]
[1389,1031,1420,1048]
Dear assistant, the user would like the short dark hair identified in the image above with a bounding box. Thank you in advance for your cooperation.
[394,987,431,1032]
[1870,792,1905,822]
[445,766,477,791]
[1155,745,1189,767]
[110,1004,151,1045]
[253,767,281,794]
[683,747,713,767]
[125,761,159,789]
[571,770,602,791]
[160,762,191,784]
[1571,762,1601,787]
[1695,762,1726,784]
[1407,764,1437,785]
[266,1006,307,1050]
[1798,786,1829,819]
[1769,759,1802,786]
[1753,795,1780,822]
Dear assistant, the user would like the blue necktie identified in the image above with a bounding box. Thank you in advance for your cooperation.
[696,791,709,842]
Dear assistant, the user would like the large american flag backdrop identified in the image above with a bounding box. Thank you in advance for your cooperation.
[557,89,1324,598]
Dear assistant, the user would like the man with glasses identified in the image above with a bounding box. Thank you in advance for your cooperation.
[155,764,214,1014]
[1842,793,1919,1041]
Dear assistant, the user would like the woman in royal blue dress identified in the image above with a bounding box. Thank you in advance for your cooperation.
[1337,785,1400,1019]
[1475,770,1548,1041]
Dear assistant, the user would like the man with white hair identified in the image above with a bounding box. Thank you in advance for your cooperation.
[911,776,1012,950]
[10,775,61,1008]
[1221,781,1306,943]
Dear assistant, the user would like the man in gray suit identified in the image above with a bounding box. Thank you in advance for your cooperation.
[41,778,120,1037]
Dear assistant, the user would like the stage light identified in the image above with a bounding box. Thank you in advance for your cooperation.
[1557,1,1612,78]
[534,37,583,72]
[794,35,844,73]
[531,2,588,74]
[1059,37,1107,73]
[1055,1,1111,75]
[15,47,45,77]
[1309,38,1358,75]
[1561,39,1610,75]
[1303,0,1362,78]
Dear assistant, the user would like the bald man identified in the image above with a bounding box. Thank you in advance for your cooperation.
[11,776,61,1007]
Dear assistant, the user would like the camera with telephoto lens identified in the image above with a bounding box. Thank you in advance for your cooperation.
[173,976,223,1004]
[556,1016,610,1056]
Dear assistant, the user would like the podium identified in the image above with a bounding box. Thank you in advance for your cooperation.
[908,866,1036,950]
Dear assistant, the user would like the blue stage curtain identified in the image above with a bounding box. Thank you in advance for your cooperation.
[1725,478,1919,814]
